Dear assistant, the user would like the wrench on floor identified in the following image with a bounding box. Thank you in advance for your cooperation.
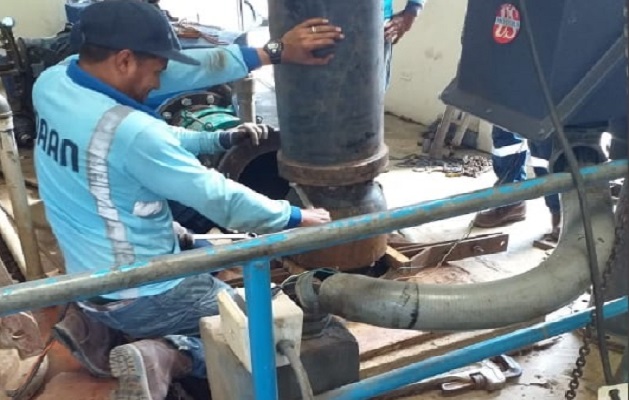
[441,355,522,395]
[373,355,522,399]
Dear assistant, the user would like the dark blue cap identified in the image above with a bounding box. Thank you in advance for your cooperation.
[77,0,200,66]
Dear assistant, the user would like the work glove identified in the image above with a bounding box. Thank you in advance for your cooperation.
[230,123,271,147]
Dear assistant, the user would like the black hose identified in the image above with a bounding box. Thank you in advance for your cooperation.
[277,340,314,400]
[518,0,614,384]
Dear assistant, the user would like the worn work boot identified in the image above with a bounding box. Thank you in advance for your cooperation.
[473,202,527,228]
[53,304,122,378]
[110,339,192,400]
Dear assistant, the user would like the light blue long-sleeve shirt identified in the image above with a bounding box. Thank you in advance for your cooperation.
[384,0,426,20]
[33,47,300,300]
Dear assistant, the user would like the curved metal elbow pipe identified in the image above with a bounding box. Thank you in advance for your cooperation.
[303,182,615,331]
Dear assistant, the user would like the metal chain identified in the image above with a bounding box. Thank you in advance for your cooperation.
[566,1,629,396]
[565,221,623,400]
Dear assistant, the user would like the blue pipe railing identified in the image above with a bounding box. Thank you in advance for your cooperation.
[0,160,625,400]
[0,161,625,316]
[243,261,279,398]
[317,297,628,400]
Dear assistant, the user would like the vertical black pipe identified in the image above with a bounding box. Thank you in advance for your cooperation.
[268,0,389,269]
[269,0,388,186]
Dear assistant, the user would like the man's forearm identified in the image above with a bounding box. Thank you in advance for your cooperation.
[239,47,271,69]
[169,127,229,156]
[256,48,272,66]
[404,0,426,15]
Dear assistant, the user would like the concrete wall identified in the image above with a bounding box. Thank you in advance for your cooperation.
[1,0,66,37]
[384,0,467,126]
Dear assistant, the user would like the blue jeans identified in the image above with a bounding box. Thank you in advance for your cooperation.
[492,126,561,214]
[81,272,234,378]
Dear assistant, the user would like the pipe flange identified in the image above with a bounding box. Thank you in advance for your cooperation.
[156,87,233,124]
[293,268,337,314]
[277,146,389,187]
[217,129,281,180]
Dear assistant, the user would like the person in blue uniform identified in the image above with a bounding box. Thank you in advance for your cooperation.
[383,0,426,89]
[33,1,343,398]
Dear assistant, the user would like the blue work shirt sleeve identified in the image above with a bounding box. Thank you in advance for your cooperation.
[167,126,229,155]
[124,124,296,233]
[147,45,251,109]
[405,0,426,15]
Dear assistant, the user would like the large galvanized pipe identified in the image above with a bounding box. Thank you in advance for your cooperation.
[0,162,624,317]
[0,95,43,281]
[303,182,616,330]
[269,0,389,270]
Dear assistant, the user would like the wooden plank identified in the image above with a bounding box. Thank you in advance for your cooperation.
[533,239,557,251]
[381,246,410,270]
[359,319,543,379]
[217,289,303,372]
[347,322,444,361]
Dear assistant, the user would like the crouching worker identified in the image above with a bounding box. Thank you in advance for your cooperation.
[33,1,341,398]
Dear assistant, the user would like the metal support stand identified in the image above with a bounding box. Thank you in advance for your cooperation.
[235,76,256,123]
[244,260,279,400]
[616,346,628,383]
[429,106,462,160]
[0,95,43,281]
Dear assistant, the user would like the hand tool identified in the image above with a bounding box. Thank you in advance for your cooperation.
[192,233,255,241]
[289,182,314,209]
[440,355,522,395]
[373,355,523,399]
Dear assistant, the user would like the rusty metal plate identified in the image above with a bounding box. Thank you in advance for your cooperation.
[277,147,389,187]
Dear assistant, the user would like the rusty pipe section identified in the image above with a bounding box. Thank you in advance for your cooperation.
[302,182,615,330]
[270,0,389,270]
[0,94,43,281]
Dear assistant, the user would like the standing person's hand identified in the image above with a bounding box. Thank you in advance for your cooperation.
[299,208,332,227]
[385,11,417,44]
[262,18,344,66]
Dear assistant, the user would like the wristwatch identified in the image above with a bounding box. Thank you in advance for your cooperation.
[263,39,284,65]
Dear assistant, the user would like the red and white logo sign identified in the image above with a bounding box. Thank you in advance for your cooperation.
[493,3,521,44]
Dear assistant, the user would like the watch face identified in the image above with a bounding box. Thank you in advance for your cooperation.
[267,42,280,52]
